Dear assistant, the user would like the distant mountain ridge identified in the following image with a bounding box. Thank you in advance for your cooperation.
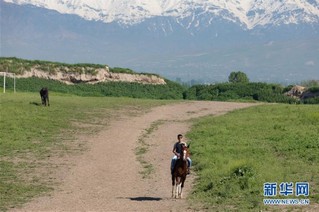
[4,0,319,29]
[1,0,319,83]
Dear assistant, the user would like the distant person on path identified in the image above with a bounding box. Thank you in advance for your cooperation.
[170,134,192,174]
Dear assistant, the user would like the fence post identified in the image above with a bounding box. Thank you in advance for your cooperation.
[14,73,16,93]
[3,72,5,93]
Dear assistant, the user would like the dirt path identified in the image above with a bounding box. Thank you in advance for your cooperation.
[15,101,256,212]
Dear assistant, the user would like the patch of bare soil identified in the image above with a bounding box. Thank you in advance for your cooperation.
[12,101,256,211]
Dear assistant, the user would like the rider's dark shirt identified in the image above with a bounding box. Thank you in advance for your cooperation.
[173,142,183,154]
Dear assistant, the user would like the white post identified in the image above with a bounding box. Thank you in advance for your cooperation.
[3,72,5,93]
[14,73,16,93]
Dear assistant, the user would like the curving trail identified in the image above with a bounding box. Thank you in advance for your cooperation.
[15,101,256,211]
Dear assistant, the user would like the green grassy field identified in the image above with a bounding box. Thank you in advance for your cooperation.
[187,104,319,211]
[0,91,171,211]
[1,90,319,211]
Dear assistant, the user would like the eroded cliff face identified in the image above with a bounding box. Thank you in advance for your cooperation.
[16,66,166,85]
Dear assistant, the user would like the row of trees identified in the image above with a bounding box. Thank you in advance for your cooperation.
[184,71,318,104]
[183,82,296,103]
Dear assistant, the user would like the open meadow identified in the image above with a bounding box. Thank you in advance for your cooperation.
[0,90,318,211]
[187,104,319,210]
[0,91,172,210]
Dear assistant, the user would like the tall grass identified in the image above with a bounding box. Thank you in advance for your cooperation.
[0,91,172,211]
[187,104,319,210]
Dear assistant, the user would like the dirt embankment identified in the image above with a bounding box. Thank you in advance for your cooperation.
[13,101,256,212]
[16,67,166,85]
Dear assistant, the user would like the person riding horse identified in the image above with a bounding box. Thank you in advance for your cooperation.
[171,134,191,175]
[171,135,190,198]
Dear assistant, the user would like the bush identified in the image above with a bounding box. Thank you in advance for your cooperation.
[184,82,297,103]
[308,86,319,93]
[109,67,135,74]
[303,97,319,104]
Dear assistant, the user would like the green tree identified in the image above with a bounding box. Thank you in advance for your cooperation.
[228,71,249,83]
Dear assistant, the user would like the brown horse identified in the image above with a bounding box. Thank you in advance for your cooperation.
[171,144,189,198]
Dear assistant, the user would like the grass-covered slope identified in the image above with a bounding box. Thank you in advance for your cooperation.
[0,77,185,99]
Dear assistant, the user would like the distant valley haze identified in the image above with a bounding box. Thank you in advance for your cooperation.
[1,0,319,84]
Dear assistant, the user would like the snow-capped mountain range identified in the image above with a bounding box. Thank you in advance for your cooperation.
[1,0,319,83]
[4,0,319,29]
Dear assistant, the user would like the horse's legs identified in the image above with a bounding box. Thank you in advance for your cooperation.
[41,96,48,106]
[179,178,185,198]
[175,177,181,198]
[175,183,179,198]
[172,175,175,198]
[177,183,182,198]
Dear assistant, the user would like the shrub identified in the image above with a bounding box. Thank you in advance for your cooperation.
[308,86,319,93]
[184,82,297,103]
[303,97,319,104]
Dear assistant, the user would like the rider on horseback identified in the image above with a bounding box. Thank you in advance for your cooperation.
[170,134,192,175]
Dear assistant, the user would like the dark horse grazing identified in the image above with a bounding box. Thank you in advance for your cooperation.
[40,88,50,106]
[172,143,189,198]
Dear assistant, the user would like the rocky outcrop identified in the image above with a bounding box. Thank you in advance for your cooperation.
[16,66,166,85]
[285,85,306,98]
